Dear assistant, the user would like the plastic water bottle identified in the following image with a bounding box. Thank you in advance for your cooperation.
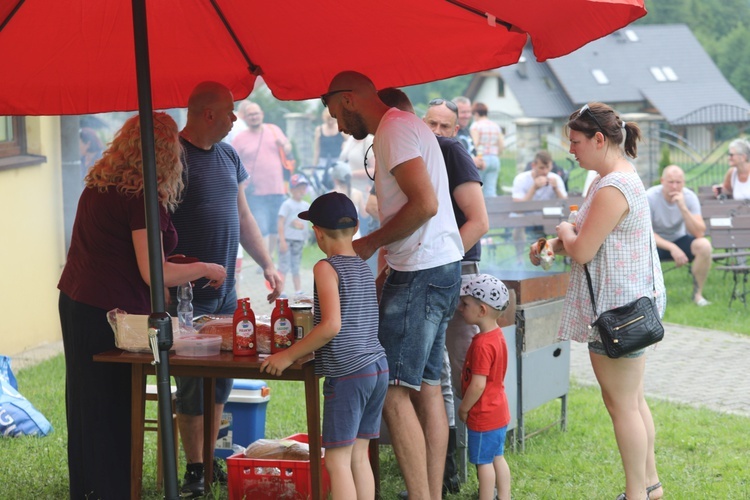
[568,204,578,226]
[177,283,194,330]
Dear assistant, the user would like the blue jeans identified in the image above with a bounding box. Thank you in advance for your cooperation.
[246,193,285,236]
[480,154,500,198]
[171,288,237,415]
[379,261,461,390]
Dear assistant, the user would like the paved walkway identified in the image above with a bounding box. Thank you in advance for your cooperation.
[569,322,750,417]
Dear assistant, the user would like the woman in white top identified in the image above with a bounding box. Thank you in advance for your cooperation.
[530,103,665,500]
[715,138,750,200]
[339,133,375,195]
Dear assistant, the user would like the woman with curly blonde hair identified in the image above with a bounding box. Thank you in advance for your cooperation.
[58,112,227,499]
[85,112,185,210]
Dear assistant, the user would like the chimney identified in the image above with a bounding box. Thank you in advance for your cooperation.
[516,56,527,79]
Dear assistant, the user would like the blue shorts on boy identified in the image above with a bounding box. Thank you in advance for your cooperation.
[468,426,508,465]
[322,357,388,448]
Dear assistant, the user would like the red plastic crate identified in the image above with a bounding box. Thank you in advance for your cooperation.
[227,433,331,500]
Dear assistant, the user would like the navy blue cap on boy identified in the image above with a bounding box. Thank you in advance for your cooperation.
[298,192,358,230]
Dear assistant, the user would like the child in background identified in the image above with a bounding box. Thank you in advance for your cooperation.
[458,274,513,500]
[261,192,388,500]
[277,174,311,295]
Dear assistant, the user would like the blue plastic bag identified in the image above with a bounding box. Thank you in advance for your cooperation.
[0,355,53,437]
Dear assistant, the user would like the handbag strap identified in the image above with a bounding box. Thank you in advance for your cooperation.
[268,124,289,164]
[246,125,265,179]
[584,232,655,318]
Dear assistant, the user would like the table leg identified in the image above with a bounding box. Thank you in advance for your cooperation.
[131,364,146,500]
[202,377,216,485]
[304,368,322,500]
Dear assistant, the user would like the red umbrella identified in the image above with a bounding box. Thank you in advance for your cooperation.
[0,1,646,498]
[0,0,646,115]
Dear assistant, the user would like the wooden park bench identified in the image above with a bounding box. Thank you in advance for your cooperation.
[483,196,584,262]
[709,213,750,308]
[700,198,749,235]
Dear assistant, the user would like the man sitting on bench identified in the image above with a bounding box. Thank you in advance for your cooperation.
[511,151,568,257]
[647,165,713,306]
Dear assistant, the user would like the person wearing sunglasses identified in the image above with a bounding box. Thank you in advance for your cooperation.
[324,72,463,500]
[714,138,750,200]
[376,90,490,497]
[470,102,505,197]
[529,102,665,500]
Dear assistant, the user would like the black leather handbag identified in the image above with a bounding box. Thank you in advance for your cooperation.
[584,236,664,358]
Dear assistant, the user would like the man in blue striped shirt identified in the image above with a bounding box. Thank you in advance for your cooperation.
[169,81,282,498]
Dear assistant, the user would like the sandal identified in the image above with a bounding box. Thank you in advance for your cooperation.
[616,493,651,500]
[647,482,663,499]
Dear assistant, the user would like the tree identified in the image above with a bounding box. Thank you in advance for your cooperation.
[247,82,311,129]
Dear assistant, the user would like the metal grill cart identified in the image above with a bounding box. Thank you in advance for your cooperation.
[501,269,570,451]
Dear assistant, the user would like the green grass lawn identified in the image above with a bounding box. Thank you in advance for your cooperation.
[3,354,750,499]
[661,262,750,335]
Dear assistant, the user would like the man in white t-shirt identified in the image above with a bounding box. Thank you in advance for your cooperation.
[512,150,567,201]
[511,151,567,257]
[323,71,463,500]
[647,165,712,306]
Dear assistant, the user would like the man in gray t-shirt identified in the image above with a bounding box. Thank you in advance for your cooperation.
[646,164,713,306]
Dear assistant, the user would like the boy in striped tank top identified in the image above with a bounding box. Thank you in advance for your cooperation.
[261,192,387,500]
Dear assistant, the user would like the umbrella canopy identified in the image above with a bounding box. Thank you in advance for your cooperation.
[1,1,645,497]
[0,0,646,115]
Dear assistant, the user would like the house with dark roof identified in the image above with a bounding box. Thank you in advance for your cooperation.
[465,24,750,177]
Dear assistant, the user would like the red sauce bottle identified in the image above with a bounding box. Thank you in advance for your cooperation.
[271,298,294,353]
[233,298,256,356]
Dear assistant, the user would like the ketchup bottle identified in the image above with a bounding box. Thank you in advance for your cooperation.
[233,298,257,356]
[271,298,294,353]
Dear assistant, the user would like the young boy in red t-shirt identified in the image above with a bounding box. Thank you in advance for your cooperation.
[457,274,512,500]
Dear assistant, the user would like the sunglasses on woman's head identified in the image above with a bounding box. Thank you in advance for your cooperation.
[578,104,604,133]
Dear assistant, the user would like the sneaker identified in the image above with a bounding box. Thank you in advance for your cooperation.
[180,463,205,498]
[212,457,228,485]
[443,475,461,496]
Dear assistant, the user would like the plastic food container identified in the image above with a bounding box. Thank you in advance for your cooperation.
[174,334,222,357]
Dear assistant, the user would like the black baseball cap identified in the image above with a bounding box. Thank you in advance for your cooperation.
[298,192,358,230]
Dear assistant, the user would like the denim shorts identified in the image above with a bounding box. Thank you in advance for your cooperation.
[468,426,508,465]
[246,193,285,236]
[588,341,646,359]
[172,289,237,415]
[379,261,461,390]
[322,357,389,449]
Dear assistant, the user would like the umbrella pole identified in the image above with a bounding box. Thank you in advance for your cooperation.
[132,0,179,498]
